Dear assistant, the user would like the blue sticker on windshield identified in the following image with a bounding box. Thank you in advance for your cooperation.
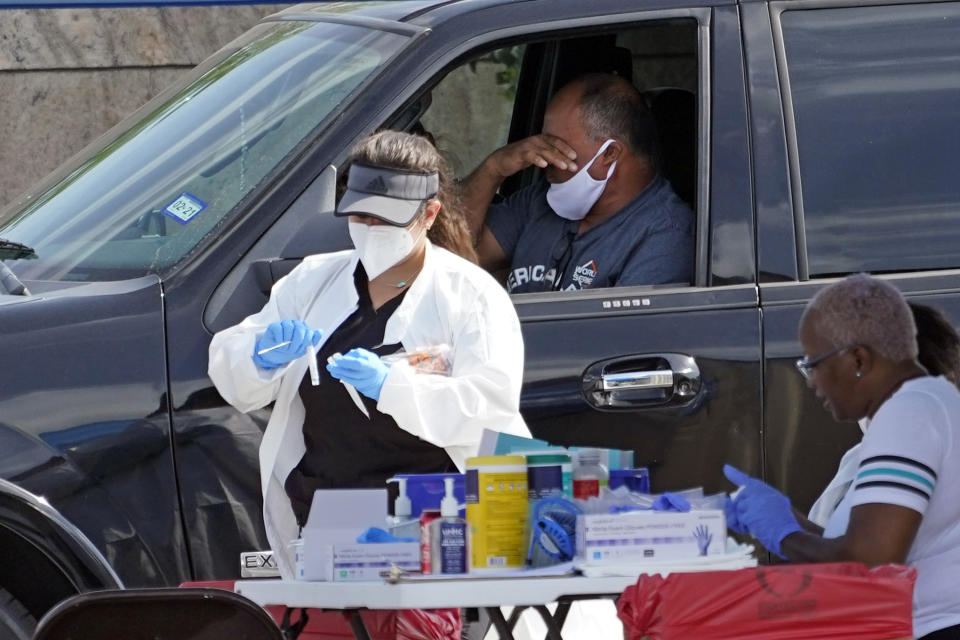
[163,192,206,225]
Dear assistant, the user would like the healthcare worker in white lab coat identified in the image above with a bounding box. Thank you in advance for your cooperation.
[208,130,530,577]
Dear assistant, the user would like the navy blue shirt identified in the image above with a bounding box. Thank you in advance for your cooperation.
[486,177,694,293]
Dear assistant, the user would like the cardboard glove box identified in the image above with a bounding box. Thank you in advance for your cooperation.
[576,509,726,564]
[299,488,420,581]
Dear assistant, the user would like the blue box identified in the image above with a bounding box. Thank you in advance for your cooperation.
[609,468,651,493]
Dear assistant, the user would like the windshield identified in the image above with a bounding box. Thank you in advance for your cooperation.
[0,20,407,282]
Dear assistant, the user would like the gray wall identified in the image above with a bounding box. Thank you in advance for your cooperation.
[0,5,286,207]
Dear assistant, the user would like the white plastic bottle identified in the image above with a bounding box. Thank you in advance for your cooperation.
[429,477,467,574]
[387,478,420,539]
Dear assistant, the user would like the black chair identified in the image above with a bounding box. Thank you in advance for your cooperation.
[33,588,284,640]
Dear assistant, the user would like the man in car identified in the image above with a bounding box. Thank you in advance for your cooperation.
[461,73,694,293]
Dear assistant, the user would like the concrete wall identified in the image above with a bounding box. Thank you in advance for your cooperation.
[0,5,286,207]
[0,12,699,206]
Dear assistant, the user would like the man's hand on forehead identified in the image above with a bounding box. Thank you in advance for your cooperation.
[488,133,579,179]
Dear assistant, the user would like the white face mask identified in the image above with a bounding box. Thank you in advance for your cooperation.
[545,139,617,221]
[858,417,870,434]
[348,218,425,280]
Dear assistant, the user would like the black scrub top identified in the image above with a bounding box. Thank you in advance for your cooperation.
[284,264,456,526]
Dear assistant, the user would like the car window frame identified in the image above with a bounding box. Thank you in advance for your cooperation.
[204,3,762,339]
[332,7,714,293]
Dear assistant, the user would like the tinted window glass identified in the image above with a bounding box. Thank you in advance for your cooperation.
[0,21,407,282]
[782,5,960,277]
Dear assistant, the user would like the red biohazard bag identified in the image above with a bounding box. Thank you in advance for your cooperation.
[395,608,461,640]
[617,563,915,640]
[181,581,460,640]
[271,608,460,640]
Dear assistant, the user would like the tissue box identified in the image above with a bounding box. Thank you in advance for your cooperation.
[300,488,419,581]
[577,509,726,564]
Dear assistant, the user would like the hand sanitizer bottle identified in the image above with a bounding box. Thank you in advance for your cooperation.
[430,477,467,574]
[387,478,419,539]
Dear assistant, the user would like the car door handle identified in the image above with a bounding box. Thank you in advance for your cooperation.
[601,370,674,391]
[583,353,700,410]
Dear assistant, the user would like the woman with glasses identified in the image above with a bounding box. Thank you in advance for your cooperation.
[807,301,960,528]
[724,273,960,640]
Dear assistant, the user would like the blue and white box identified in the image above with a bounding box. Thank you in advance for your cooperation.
[330,542,420,582]
[576,509,726,563]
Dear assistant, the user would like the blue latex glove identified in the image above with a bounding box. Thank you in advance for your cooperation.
[326,348,390,401]
[252,319,321,370]
[608,505,645,514]
[724,495,749,535]
[723,464,803,558]
[651,492,691,512]
[356,527,417,544]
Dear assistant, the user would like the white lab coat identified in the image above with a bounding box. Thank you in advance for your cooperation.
[208,242,530,577]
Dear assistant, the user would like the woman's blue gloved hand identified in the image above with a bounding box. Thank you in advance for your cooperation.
[724,495,749,535]
[252,319,322,370]
[723,464,803,558]
[326,348,390,401]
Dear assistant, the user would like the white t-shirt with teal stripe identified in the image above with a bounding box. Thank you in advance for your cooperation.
[823,375,960,638]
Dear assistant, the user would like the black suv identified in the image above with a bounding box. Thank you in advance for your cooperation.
[2,0,959,634]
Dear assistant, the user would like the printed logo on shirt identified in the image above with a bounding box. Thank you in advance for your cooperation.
[365,175,388,194]
[571,260,598,288]
[506,265,557,292]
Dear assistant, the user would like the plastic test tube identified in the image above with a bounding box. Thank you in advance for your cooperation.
[307,344,320,386]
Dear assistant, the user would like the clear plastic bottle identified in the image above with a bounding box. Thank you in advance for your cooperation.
[573,449,608,499]
[387,478,420,539]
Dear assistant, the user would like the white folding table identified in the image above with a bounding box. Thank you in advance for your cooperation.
[235,549,757,640]
[235,573,640,640]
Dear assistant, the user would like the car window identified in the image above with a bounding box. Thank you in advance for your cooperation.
[0,20,408,282]
[431,21,699,294]
[781,5,960,278]
[419,46,526,177]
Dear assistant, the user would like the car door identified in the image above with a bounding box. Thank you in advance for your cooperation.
[0,276,186,588]
[748,1,960,510]
[500,5,761,494]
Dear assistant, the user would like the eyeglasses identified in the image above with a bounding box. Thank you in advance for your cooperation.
[795,345,852,381]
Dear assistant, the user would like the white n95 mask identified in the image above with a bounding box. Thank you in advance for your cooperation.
[546,139,617,221]
[348,219,423,279]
